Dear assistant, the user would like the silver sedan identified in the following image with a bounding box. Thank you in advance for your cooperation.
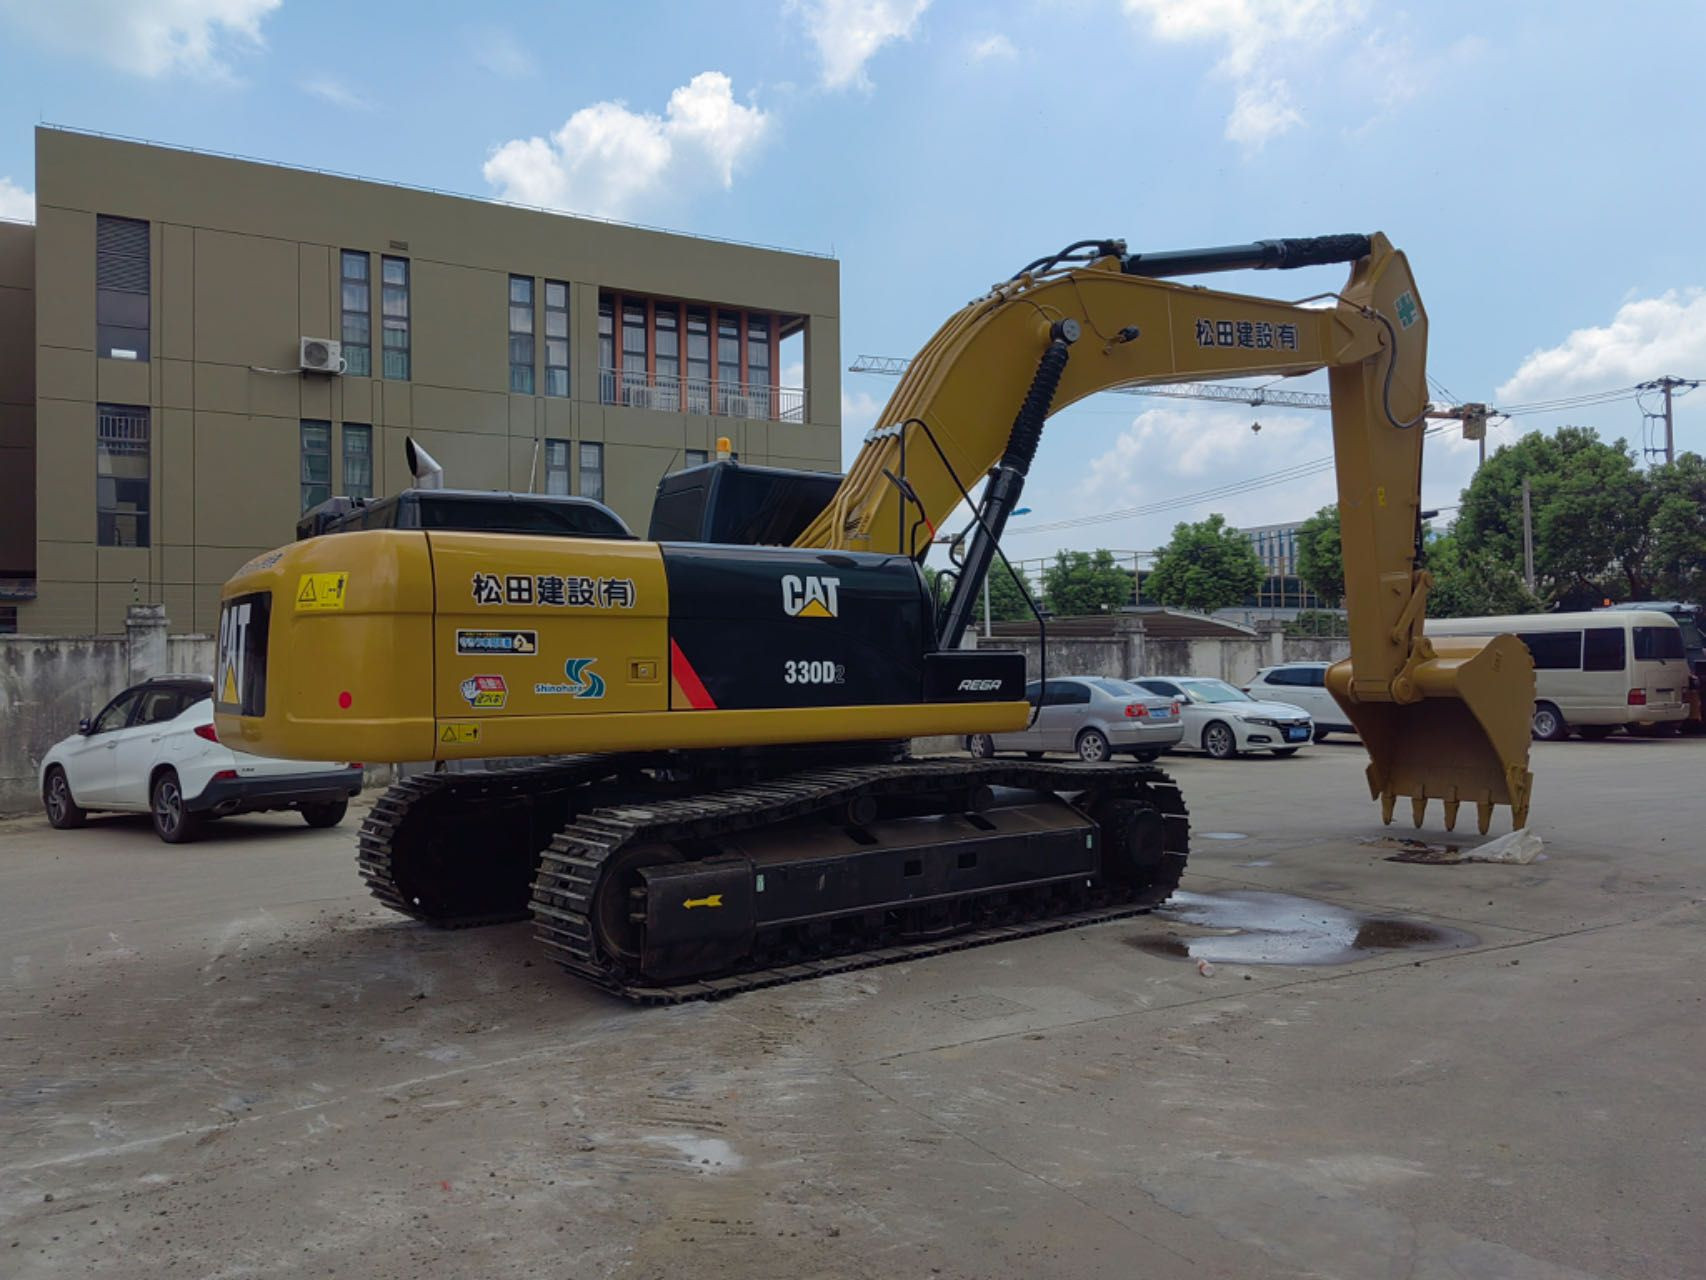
[968,676,1186,763]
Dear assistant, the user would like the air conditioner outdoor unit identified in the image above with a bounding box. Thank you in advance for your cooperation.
[299,337,344,374]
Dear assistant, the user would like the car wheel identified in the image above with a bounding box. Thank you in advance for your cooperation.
[1531,702,1567,742]
[1270,747,1300,758]
[43,766,87,829]
[1075,728,1111,763]
[1202,721,1238,760]
[301,799,349,829]
[150,769,201,844]
[967,734,995,759]
[1025,751,1044,760]
[1576,724,1615,741]
[1312,727,1332,743]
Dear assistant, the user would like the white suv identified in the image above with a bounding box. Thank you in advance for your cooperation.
[1244,662,1353,741]
[40,676,362,843]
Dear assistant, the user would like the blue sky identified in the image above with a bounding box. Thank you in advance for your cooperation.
[1,0,1702,563]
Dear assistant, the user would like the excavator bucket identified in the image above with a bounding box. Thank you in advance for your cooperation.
[1326,635,1535,835]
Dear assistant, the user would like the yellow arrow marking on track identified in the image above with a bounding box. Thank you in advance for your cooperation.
[683,894,724,909]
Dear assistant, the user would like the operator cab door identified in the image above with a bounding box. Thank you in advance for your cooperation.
[69,687,144,805]
[110,685,190,809]
[1038,680,1089,750]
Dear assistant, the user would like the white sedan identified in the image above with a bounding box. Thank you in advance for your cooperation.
[1130,676,1313,759]
[40,675,362,843]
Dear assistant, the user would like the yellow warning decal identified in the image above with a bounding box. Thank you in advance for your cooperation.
[296,572,350,612]
[222,666,239,705]
[795,598,833,618]
[683,894,724,910]
[440,722,481,745]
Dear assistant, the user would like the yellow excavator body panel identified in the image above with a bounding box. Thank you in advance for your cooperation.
[216,529,1028,762]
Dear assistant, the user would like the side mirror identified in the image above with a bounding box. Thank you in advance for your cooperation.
[79,717,93,735]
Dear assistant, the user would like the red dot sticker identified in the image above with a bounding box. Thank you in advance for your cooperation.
[338,691,353,709]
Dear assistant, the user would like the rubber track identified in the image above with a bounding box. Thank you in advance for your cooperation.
[531,757,1188,1004]
[357,758,618,928]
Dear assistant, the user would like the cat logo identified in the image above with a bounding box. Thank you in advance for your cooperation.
[781,574,840,619]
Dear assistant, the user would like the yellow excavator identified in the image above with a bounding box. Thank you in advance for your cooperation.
[217,232,1534,1001]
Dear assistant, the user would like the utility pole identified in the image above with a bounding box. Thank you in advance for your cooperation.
[1638,377,1700,465]
[1521,477,1535,592]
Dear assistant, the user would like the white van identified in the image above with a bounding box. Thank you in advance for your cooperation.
[1426,610,1689,740]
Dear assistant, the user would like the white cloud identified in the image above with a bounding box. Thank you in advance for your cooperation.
[0,177,33,222]
[1123,0,1362,146]
[0,0,280,78]
[472,28,536,79]
[791,0,930,91]
[301,77,369,111]
[482,72,771,220]
[1497,289,1706,404]
[1224,80,1302,148]
[969,33,1017,62]
[1084,405,1319,506]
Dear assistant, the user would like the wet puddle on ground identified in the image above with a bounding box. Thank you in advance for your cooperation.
[1129,890,1477,966]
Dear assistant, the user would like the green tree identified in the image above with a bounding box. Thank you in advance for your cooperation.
[1647,452,1706,602]
[1424,530,1540,617]
[1295,504,1344,606]
[1146,514,1264,614]
[1455,426,1654,604]
[1041,549,1135,616]
[922,562,1042,622]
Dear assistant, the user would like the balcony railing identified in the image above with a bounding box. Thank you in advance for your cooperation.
[598,369,805,422]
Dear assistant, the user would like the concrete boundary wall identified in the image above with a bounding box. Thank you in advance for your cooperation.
[1,605,213,813]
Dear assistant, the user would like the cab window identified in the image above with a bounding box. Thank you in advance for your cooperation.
[1582,628,1626,672]
[134,687,184,726]
[1634,626,1684,661]
[1042,680,1090,706]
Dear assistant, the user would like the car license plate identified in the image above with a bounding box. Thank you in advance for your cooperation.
[1285,726,1308,742]
[1151,707,1171,719]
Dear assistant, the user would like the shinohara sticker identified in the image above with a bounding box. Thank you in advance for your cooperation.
[456,629,537,656]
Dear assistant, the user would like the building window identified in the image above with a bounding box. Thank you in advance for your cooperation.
[301,420,332,511]
[654,302,680,410]
[0,605,15,635]
[544,438,571,495]
[685,306,711,413]
[509,275,535,394]
[381,256,410,380]
[716,312,741,414]
[544,281,569,397]
[96,404,150,546]
[746,314,772,418]
[621,300,647,404]
[340,251,371,376]
[96,215,150,362]
[343,423,373,501]
[579,441,604,502]
[597,294,615,403]
[685,449,707,467]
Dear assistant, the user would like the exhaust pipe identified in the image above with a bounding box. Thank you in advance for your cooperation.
[405,436,444,489]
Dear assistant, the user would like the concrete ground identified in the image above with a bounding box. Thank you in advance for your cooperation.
[1,737,1702,1279]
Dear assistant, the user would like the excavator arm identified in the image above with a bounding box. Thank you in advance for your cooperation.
[801,233,1533,832]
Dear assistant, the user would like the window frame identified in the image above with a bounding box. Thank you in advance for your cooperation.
[509,274,536,395]
[340,250,372,377]
[342,423,373,501]
[95,403,151,548]
[381,256,411,380]
[578,441,604,503]
[300,419,333,512]
[96,215,150,362]
[544,280,569,397]
[544,438,571,496]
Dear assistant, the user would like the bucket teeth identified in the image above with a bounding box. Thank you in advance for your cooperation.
[1380,792,1396,825]
[1411,796,1427,828]
[1476,800,1493,835]
[1442,799,1460,832]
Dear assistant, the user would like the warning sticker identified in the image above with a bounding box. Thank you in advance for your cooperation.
[296,572,349,612]
[459,674,507,709]
[439,723,481,745]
